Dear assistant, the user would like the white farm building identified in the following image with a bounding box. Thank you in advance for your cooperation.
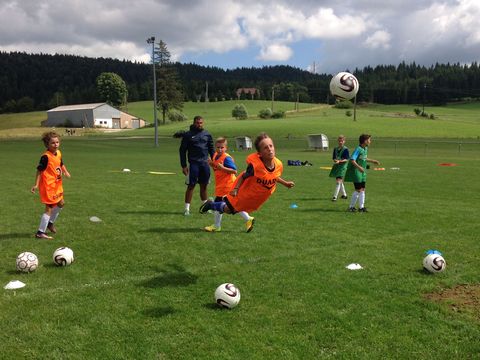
[44,103,146,129]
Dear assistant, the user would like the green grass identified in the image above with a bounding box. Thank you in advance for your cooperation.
[3,100,480,141]
[1,102,480,358]
[0,131,479,358]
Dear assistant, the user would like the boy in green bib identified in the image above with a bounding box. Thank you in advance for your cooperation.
[344,134,380,212]
[329,135,349,201]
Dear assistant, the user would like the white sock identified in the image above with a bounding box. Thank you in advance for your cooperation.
[49,206,62,223]
[349,191,359,208]
[38,213,50,232]
[359,192,365,208]
[214,211,222,228]
[184,203,190,211]
[333,183,341,198]
[237,211,250,221]
[340,183,347,196]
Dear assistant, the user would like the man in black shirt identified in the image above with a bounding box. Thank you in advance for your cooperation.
[179,116,214,215]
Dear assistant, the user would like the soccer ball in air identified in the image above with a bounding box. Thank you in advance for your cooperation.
[53,247,75,266]
[16,252,39,273]
[423,254,446,273]
[329,71,359,100]
[215,283,241,309]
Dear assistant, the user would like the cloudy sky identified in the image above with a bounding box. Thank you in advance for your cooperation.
[1,0,479,74]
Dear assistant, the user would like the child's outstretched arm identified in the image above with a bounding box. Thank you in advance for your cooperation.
[230,172,246,196]
[367,158,380,165]
[277,177,295,188]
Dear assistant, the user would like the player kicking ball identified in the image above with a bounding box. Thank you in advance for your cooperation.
[199,133,294,232]
[204,137,254,233]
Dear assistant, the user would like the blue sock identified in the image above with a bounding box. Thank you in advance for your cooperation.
[212,201,226,213]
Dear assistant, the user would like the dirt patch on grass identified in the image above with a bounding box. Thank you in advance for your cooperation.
[424,284,480,320]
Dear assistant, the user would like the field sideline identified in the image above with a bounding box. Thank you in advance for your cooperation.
[0,102,479,358]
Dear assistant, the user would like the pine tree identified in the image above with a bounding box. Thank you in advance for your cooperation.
[154,40,184,124]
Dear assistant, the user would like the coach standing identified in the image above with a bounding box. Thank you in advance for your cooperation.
[179,115,214,216]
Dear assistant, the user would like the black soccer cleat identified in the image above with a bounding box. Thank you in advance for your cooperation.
[347,207,357,212]
[199,200,213,214]
[359,207,368,213]
[341,195,348,199]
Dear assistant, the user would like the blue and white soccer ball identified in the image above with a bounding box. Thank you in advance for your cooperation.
[329,71,360,100]
[53,247,75,266]
[423,254,446,273]
[215,283,241,309]
[16,252,39,273]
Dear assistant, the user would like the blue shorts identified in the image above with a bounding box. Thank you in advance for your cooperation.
[186,161,210,186]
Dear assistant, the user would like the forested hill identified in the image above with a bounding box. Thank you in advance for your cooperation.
[1,51,480,113]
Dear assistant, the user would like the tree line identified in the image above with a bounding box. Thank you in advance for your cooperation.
[1,51,480,114]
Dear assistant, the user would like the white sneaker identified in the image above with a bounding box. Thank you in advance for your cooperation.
[184,209,190,216]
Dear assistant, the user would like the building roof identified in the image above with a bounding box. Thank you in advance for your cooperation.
[47,103,107,112]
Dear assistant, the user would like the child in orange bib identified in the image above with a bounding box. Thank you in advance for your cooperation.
[204,137,254,232]
[200,133,294,232]
[31,131,71,239]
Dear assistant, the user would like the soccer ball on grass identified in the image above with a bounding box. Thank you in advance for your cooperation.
[215,283,241,309]
[329,71,359,100]
[53,247,75,266]
[16,252,39,273]
[423,254,446,273]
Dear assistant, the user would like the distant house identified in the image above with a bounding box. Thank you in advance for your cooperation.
[43,103,146,129]
[236,88,259,100]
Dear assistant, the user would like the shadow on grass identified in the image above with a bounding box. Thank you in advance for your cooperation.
[297,207,349,213]
[284,197,325,201]
[5,270,20,275]
[142,306,176,318]
[117,210,180,215]
[203,303,226,311]
[0,233,33,240]
[141,227,201,234]
[140,264,198,288]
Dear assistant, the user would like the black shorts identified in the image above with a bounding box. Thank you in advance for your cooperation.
[353,182,366,190]
[186,161,210,186]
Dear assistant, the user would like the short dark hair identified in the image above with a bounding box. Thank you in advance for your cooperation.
[254,132,271,151]
[358,134,371,144]
[193,115,203,123]
[41,131,60,147]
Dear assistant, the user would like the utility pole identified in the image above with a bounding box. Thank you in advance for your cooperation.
[271,86,275,112]
[422,83,426,115]
[146,36,158,147]
[205,81,209,102]
[353,95,357,121]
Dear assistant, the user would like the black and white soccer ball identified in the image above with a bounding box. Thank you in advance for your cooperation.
[329,71,359,100]
[53,247,75,266]
[215,283,241,309]
[16,252,39,273]
[423,254,446,273]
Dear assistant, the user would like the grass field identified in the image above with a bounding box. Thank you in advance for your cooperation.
[0,102,479,358]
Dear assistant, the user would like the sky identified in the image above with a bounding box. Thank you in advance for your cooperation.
[1,0,479,74]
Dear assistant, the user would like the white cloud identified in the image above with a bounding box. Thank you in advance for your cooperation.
[257,43,293,61]
[364,30,391,50]
[0,0,479,72]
